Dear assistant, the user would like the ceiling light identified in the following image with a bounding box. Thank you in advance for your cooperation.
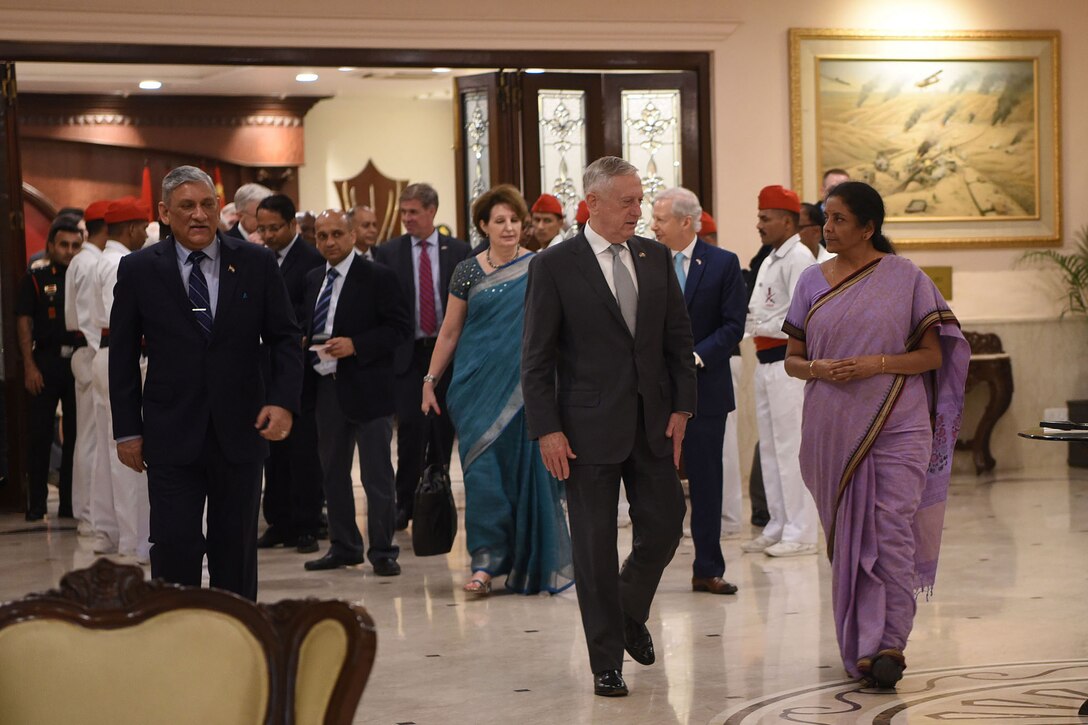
[295,72,319,83]
[138,80,162,90]
[338,67,355,72]
[432,67,451,74]
[525,68,546,74]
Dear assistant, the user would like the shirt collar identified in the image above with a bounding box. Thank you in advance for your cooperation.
[104,239,130,255]
[326,251,355,278]
[412,229,439,247]
[278,235,299,261]
[175,235,221,265]
[585,221,628,256]
[771,234,802,259]
[673,236,698,260]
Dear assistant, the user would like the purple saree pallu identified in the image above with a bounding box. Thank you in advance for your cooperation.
[783,254,969,677]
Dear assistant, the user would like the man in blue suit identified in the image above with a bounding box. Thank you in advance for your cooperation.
[651,187,747,595]
[109,165,303,601]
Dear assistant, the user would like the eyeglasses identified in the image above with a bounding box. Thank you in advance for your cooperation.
[256,223,287,234]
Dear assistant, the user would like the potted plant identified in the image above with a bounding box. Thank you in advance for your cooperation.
[1019,224,1088,466]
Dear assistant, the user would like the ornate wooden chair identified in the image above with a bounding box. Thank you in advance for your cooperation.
[0,558,376,724]
[955,330,1014,474]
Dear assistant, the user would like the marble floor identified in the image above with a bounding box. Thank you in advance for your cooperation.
[2,459,1087,724]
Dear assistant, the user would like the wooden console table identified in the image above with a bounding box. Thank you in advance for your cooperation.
[955,331,1014,474]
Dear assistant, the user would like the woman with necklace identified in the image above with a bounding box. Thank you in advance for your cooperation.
[422,184,574,596]
[782,182,969,689]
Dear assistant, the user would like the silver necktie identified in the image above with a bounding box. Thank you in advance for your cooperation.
[608,244,638,335]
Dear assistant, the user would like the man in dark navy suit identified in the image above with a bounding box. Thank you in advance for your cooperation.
[651,187,747,596]
[255,194,325,554]
[109,165,303,601]
[372,183,470,529]
[301,210,411,574]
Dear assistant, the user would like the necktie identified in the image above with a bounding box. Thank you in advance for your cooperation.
[674,251,687,290]
[418,241,437,336]
[311,267,340,335]
[187,251,213,340]
[608,245,638,335]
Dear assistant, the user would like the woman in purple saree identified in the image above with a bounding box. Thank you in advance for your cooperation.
[782,182,969,689]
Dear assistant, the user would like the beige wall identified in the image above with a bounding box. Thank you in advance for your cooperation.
[3,0,1086,466]
[298,95,456,229]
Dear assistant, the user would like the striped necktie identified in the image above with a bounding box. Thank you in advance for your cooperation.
[187,250,213,340]
[311,267,340,335]
[418,240,437,336]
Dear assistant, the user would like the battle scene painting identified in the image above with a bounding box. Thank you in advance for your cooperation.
[817,58,1038,221]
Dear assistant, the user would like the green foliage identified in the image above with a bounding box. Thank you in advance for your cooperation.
[1019,225,1088,318]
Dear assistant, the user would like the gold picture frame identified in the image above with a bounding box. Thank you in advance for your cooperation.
[789,29,1061,249]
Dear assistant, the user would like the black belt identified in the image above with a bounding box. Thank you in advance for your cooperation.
[756,346,788,364]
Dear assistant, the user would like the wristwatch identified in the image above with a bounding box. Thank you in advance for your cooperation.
[423,374,437,384]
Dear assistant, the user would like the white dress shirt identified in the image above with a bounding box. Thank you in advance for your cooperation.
[312,252,356,376]
[65,243,103,347]
[95,240,132,329]
[745,234,816,339]
[410,229,443,338]
[585,221,639,297]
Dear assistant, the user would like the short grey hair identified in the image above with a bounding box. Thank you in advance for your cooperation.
[234,182,273,209]
[162,166,216,204]
[583,156,639,196]
[400,183,439,209]
[655,187,703,234]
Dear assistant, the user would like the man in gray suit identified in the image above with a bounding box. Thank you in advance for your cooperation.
[521,156,697,698]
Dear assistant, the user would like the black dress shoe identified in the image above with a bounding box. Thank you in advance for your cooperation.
[623,617,655,666]
[25,510,45,522]
[296,534,319,554]
[593,669,628,697]
[372,558,401,577]
[257,527,296,549]
[304,551,364,571]
[395,509,410,531]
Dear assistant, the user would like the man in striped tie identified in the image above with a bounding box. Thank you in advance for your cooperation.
[109,165,303,600]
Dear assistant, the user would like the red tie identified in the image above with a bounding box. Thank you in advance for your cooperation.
[418,240,437,336]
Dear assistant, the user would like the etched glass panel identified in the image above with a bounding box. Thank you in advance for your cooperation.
[462,89,490,246]
[537,90,587,230]
[621,89,682,235]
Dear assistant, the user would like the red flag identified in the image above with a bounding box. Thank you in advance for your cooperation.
[140,165,155,221]
[214,166,225,202]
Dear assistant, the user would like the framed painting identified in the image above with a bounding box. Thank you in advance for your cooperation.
[789,30,1060,248]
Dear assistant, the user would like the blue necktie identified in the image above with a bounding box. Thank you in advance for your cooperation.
[187,251,213,340]
[311,267,340,336]
[674,251,687,291]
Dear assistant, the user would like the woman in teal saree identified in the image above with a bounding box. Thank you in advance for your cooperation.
[422,185,574,596]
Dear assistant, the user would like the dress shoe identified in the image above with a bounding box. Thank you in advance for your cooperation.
[692,576,738,595]
[395,509,410,531]
[295,534,319,554]
[77,521,96,537]
[25,510,45,522]
[93,535,118,555]
[372,558,401,577]
[623,617,655,666]
[304,551,364,571]
[740,534,778,553]
[256,527,296,549]
[764,541,817,557]
[593,669,628,697]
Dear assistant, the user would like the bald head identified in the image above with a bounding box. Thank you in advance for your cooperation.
[314,209,356,266]
[348,205,380,251]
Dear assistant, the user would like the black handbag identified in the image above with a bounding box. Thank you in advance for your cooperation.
[411,415,458,556]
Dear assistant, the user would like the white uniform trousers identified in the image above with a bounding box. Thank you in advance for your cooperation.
[753,360,816,545]
[720,355,744,533]
[70,346,98,528]
[92,349,151,558]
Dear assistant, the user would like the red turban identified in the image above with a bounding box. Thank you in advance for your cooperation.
[105,197,151,224]
[575,200,590,225]
[531,194,563,216]
[757,185,801,214]
[700,210,717,234]
[84,200,112,223]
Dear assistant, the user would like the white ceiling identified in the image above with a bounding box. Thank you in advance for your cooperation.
[15,62,496,100]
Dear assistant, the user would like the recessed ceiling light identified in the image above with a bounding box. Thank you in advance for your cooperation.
[295,72,319,83]
[138,80,162,90]
[525,68,546,74]
[338,67,355,72]
[432,67,451,74]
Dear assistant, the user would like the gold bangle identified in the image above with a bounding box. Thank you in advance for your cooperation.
[809,360,816,379]
[881,355,886,374]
